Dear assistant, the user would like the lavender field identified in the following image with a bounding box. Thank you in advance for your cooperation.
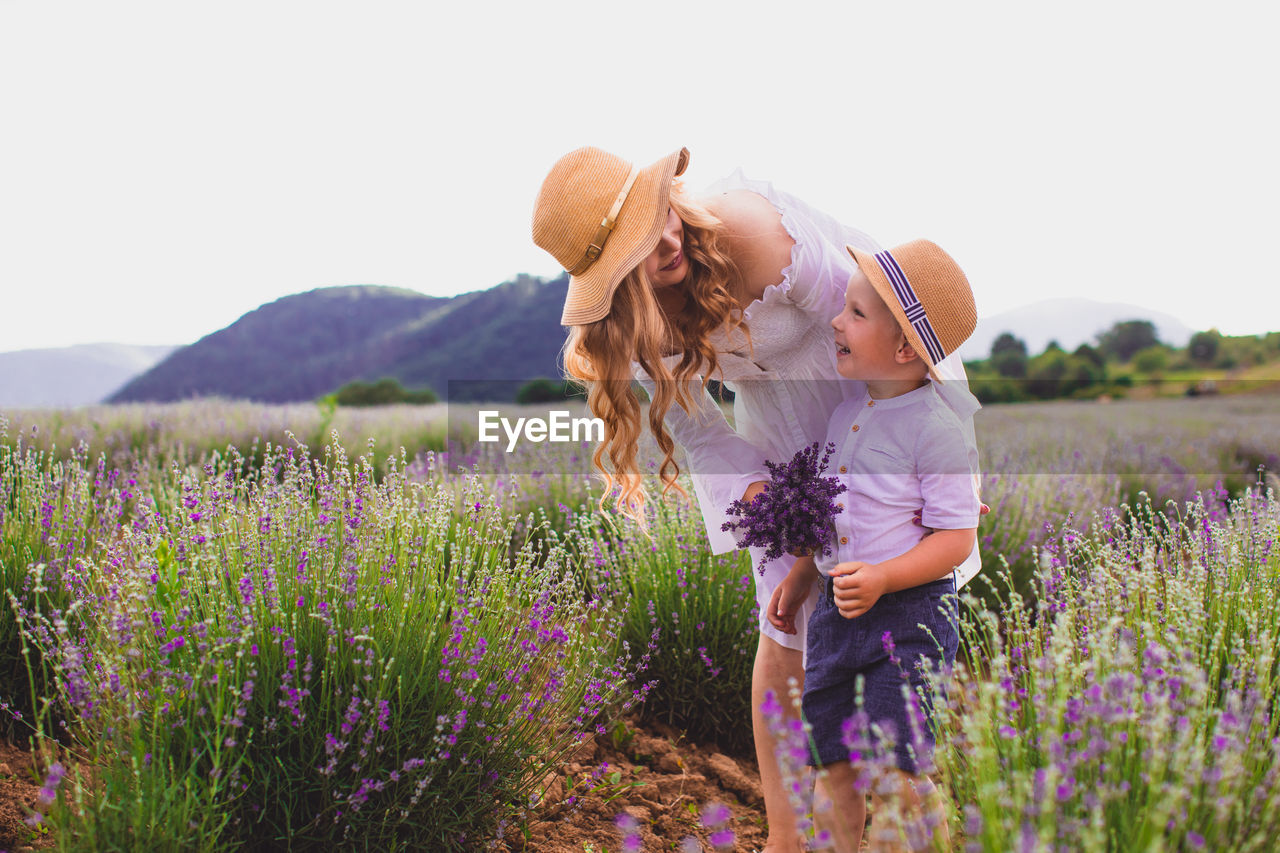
[1,393,1277,851]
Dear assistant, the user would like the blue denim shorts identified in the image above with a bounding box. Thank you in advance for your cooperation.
[802,576,959,773]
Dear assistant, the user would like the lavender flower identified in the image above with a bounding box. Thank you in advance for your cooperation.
[722,442,846,574]
[615,812,643,853]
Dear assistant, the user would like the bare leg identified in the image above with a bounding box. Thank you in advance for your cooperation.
[754,633,807,852]
[813,761,866,852]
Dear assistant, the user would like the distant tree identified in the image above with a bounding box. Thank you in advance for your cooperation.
[1073,343,1105,370]
[1132,345,1168,375]
[990,332,1027,358]
[333,378,438,406]
[515,377,586,404]
[1026,349,1068,399]
[1217,333,1270,369]
[1097,320,1159,362]
[989,333,1029,379]
[1188,330,1221,366]
[1065,352,1107,396]
[967,368,1031,405]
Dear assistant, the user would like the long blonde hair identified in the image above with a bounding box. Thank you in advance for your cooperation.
[561,187,748,521]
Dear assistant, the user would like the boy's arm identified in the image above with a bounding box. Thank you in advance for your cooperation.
[766,555,820,635]
[831,528,975,619]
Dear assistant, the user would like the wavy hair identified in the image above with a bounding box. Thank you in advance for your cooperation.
[561,186,748,522]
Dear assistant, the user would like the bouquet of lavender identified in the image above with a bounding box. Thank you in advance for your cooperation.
[722,441,847,574]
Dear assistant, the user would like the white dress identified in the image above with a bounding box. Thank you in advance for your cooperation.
[636,170,982,650]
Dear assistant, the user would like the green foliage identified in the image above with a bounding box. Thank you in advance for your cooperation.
[937,490,1280,851]
[1131,344,1169,376]
[571,495,759,755]
[333,377,439,406]
[963,367,1026,405]
[1210,331,1278,370]
[1097,319,1160,362]
[1189,329,1222,365]
[515,377,586,404]
[989,332,1028,359]
[987,333,1030,380]
[1025,349,1067,398]
[1072,342,1104,370]
[990,351,1028,380]
[0,437,108,736]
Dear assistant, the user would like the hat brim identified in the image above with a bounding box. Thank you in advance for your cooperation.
[845,244,944,381]
[560,147,690,326]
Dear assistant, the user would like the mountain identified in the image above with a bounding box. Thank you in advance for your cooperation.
[15,286,1202,408]
[109,275,571,403]
[0,343,179,408]
[958,297,1195,361]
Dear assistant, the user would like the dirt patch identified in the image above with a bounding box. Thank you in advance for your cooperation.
[496,717,769,852]
[0,739,54,852]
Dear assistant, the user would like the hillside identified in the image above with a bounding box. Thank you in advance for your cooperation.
[0,343,178,407]
[109,276,570,403]
[957,297,1194,362]
[39,283,1258,407]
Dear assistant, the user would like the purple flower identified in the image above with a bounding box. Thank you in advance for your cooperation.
[37,762,66,805]
[701,800,735,851]
[722,442,846,574]
[615,812,643,853]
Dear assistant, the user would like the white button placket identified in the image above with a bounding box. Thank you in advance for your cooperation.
[841,398,876,556]
[836,407,858,560]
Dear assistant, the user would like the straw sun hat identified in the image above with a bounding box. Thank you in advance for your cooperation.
[532,146,690,326]
[845,239,977,378]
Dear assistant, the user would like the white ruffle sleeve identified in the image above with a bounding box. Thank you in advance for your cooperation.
[631,368,769,554]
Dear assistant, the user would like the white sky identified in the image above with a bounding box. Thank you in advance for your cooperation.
[2,0,1277,352]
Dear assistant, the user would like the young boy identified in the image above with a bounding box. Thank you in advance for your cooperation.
[768,239,981,852]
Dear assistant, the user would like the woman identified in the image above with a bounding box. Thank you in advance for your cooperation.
[532,145,981,851]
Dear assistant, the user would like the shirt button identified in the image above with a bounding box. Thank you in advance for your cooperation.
[851,424,860,432]
[839,465,847,473]
[840,536,848,544]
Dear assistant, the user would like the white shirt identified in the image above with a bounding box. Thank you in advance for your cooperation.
[633,171,982,571]
[814,382,982,587]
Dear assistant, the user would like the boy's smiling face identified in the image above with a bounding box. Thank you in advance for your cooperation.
[831,268,912,381]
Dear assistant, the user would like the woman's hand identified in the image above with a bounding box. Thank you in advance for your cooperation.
[766,556,818,635]
[741,480,767,504]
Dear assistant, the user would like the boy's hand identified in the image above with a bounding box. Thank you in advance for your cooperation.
[766,556,818,635]
[831,561,889,619]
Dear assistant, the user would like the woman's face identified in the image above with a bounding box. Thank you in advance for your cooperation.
[642,207,688,288]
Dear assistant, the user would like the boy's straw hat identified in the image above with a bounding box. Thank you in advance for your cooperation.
[845,239,977,378]
[533,146,689,326]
